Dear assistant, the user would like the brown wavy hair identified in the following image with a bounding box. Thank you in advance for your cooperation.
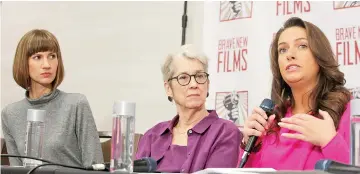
[270,17,351,129]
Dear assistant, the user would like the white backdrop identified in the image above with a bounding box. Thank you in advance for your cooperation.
[203,1,360,128]
[2,1,359,136]
[0,1,204,135]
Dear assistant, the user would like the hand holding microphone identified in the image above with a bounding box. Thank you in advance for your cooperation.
[242,105,276,146]
[239,99,275,168]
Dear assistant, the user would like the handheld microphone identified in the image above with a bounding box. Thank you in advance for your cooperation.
[104,157,157,172]
[133,157,158,173]
[239,98,275,168]
[315,159,360,174]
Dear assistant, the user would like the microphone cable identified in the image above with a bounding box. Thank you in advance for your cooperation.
[1,154,105,174]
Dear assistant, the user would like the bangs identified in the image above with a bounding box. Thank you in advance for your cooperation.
[26,32,59,57]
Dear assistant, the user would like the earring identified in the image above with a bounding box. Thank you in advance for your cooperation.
[167,96,173,102]
[207,92,209,97]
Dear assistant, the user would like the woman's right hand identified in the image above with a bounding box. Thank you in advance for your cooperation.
[242,107,276,144]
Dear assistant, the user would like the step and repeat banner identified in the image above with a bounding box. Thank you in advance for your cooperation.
[203,1,360,129]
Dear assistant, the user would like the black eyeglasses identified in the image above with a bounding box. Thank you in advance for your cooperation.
[168,72,209,86]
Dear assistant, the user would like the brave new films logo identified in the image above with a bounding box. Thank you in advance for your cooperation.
[217,37,248,73]
[333,1,360,10]
[335,25,360,66]
[219,1,253,22]
[350,87,360,99]
[215,91,248,128]
[276,1,311,16]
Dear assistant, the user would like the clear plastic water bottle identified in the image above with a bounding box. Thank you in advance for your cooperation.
[23,109,45,167]
[351,99,360,166]
[110,101,136,173]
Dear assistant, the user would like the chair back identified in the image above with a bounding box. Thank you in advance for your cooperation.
[1,138,10,165]
[99,131,143,163]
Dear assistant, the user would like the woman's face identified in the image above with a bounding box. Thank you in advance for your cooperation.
[28,51,58,87]
[277,26,320,88]
[165,57,209,109]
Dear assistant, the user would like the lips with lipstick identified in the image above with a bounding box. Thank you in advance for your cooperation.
[41,72,52,77]
[286,64,300,72]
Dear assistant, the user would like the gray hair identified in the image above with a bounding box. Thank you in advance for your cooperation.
[161,44,209,81]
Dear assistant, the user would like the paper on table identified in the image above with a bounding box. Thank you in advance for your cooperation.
[193,168,276,174]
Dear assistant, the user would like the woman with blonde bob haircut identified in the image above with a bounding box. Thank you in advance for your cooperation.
[136,44,241,173]
[1,29,104,167]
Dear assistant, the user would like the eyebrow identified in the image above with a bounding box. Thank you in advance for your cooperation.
[278,37,308,46]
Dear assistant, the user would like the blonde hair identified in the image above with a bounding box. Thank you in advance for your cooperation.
[161,44,208,81]
[13,29,65,90]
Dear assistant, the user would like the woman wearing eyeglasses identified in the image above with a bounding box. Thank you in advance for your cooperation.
[135,44,241,173]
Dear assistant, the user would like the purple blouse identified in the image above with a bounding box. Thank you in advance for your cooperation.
[157,145,188,172]
[135,110,242,173]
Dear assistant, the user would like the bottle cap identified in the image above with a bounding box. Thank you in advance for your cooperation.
[27,109,45,122]
[113,101,136,117]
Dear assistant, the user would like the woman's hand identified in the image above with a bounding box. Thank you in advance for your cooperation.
[278,109,337,147]
[242,107,276,144]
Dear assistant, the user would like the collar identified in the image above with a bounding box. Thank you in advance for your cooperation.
[157,110,219,135]
[25,89,60,105]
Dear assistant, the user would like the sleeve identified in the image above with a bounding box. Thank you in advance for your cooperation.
[135,130,152,160]
[321,103,351,164]
[1,108,22,166]
[75,95,104,167]
[205,125,241,168]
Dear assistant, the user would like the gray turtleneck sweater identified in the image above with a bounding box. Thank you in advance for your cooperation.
[1,89,104,167]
